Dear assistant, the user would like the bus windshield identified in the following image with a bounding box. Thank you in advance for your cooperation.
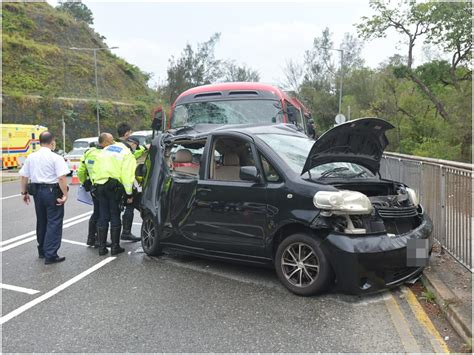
[172,99,284,128]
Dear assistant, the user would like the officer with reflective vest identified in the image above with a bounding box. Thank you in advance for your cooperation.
[77,133,114,246]
[117,123,146,242]
[92,135,137,256]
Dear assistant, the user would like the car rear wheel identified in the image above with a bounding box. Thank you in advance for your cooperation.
[275,233,332,296]
[141,215,162,256]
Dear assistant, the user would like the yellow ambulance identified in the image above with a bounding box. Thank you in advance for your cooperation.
[1,124,48,169]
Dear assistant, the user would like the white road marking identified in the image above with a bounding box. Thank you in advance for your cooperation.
[0,283,40,295]
[62,239,88,247]
[0,236,37,252]
[0,194,21,200]
[0,257,116,325]
[0,212,92,247]
[0,216,91,252]
[133,222,142,225]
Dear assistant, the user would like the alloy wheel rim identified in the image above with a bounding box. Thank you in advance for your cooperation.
[281,242,319,287]
[142,218,155,250]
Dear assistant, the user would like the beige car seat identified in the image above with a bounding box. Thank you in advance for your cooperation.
[174,149,199,175]
[214,153,241,181]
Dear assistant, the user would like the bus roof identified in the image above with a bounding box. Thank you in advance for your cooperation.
[174,82,292,105]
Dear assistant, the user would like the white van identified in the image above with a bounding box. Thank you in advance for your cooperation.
[65,137,98,173]
[129,130,153,146]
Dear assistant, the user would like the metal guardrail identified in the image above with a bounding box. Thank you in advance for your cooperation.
[380,152,473,271]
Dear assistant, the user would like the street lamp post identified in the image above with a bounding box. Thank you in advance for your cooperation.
[69,46,118,135]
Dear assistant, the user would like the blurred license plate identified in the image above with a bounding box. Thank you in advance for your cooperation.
[407,239,429,267]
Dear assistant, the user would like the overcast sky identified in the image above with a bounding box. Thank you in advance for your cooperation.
[47,1,433,87]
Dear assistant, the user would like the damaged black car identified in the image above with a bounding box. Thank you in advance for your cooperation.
[137,118,433,296]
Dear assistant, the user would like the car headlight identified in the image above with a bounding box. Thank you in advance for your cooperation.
[406,187,419,206]
[313,190,373,215]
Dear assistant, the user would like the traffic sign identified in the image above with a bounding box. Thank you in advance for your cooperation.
[335,114,346,124]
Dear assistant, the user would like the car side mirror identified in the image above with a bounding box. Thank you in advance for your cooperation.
[152,106,166,132]
[240,166,260,182]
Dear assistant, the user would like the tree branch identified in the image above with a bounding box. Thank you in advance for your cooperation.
[408,71,451,121]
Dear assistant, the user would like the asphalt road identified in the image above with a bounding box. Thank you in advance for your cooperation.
[0,178,458,352]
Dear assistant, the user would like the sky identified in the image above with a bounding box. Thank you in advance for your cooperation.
[47,1,433,88]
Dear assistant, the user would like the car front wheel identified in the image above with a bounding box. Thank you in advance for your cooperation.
[141,215,162,256]
[275,233,332,296]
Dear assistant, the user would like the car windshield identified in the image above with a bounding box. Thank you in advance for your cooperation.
[73,141,91,149]
[66,149,86,156]
[172,99,283,128]
[130,135,152,146]
[258,133,374,178]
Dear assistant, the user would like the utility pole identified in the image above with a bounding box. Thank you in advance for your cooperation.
[62,115,66,154]
[68,46,119,136]
[337,48,344,114]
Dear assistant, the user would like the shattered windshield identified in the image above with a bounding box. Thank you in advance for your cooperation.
[172,99,283,127]
[258,133,373,178]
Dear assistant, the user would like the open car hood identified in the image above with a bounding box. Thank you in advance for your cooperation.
[301,118,394,175]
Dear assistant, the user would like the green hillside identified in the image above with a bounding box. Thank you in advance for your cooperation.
[1,1,156,148]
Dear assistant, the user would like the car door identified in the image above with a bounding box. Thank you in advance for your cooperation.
[191,133,269,258]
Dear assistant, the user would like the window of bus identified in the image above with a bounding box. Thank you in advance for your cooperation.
[172,100,284,128]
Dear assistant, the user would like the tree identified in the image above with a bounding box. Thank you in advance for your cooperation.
[223,62,260,82]
[356,1,472,161]
[282,59,303,92]
[57,1,94,25]
[164,33,223,102]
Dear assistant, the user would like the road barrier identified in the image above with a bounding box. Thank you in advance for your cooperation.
[381,152,473,271]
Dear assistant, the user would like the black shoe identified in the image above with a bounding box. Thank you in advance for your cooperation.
[121,213,140,242]
[38,246,45,258]
[120,232,141,242]
[38,254,45,259]
[97,227,109,256]
[111,226,125,255]
[86,219,97,246]
[94,240,112,248]
[44,256,66,264]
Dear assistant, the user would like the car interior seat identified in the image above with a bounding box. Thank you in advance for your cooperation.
[214,152,241,181]
[173,149,199,175]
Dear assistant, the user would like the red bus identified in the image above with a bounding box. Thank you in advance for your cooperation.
[161,82,312,134]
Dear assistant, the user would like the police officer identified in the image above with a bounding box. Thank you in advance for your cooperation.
[93,134,136,256]
[77,133,114,246]
[19,131,70,264]
[117,123,146,242]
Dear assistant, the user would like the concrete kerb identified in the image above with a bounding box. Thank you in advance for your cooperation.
[1,176,20,183]
[421,269,473,345]
[0,171,20,183]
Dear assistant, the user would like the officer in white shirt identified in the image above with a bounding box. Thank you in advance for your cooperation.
[19,131,70,264]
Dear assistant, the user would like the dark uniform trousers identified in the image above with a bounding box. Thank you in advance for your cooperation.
[33,185,64,259]
[91,194,100,224]
[97,182,122,230]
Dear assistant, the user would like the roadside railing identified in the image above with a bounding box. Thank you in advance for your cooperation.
[380,152,473,272]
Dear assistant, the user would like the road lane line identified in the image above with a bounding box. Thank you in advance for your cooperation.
[385,293,421,353]
[62,239,88,247]
[0,257,116,325]
[0,212,92,247]
[0,236,37,252]
[0,216,91,252]
[405,287,450,353]
[0,283,40,295]
[1,194,21,200]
